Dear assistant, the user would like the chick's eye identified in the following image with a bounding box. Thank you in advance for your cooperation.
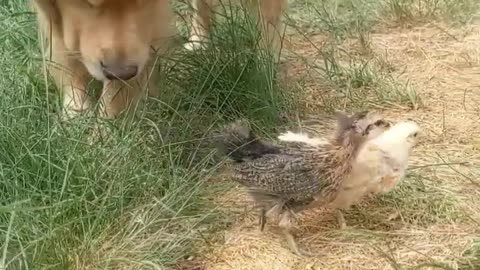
[363,124,373,135]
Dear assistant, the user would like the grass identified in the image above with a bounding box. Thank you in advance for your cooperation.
[285,0,426,113]
[0,1,293,269]
[317,44,421,110]
[2,0,480,269]
[460,241,480,270]
[383,0,480,25]
[284,0,478,113]
[287,0,479,34]
[354,172,466,228]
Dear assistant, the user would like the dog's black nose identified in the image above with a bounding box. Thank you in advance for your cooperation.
[101,61,138,81]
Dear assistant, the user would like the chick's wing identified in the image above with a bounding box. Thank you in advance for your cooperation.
[231,151,327,200]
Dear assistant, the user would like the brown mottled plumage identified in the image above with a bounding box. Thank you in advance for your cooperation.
[215,112,391,256]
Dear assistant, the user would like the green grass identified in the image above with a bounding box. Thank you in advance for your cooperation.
[340,172,466,232]
[287,0,380,37]
[2,0,480,269]
[285,0,477,113]
[460,241,480,270]
[0,2,293,269]
[383,0,480,25]
[287,0,479,36]
[307,43,421,111]
[375,172,466,225]
[285,0,426,113]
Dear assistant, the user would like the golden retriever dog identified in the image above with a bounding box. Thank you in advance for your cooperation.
[184,0,287,57]
[32,0,174,119]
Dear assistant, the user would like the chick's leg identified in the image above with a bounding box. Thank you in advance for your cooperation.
[335,209,347,229]
[259,208,267,231]
[278,210,316,257]
[258,202,282,232]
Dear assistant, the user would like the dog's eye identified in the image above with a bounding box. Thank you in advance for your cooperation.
[412,132,418,137]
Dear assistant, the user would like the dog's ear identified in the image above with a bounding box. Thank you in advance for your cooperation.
[32,0,62,34]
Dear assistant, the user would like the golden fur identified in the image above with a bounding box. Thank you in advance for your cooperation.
[32,0,174,118]
[185,0,287,55]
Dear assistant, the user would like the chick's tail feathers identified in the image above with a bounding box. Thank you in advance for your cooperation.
[215,119,280,162]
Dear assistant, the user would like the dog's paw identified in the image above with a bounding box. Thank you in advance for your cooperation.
[62,108,80,119]
[183,40,205,51]
[91,123,112,141]
[62,95,92,120]
[183,34,208,51]
[61,107,85,121]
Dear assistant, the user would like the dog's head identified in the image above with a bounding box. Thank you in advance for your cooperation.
[33,0,173,81]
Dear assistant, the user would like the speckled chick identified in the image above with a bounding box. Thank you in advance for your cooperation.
[215,111,390,256]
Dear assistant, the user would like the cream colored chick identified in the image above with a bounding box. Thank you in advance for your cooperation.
[328,121,421,228]
[277,112,394,228]
[215,111,390,257]
[361,121,420,194]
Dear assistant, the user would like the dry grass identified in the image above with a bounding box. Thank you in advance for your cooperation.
[185,1,480,270]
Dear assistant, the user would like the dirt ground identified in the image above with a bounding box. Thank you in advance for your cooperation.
[183,20,480,270]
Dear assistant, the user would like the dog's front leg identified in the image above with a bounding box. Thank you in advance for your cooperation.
[48,38,92,118]
[185,0,216,50]
[100,81,137,119]
[256,0,287,61]
[99,69,154,119]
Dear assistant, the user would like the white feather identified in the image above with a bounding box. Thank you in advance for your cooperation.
[277,131,329,146]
